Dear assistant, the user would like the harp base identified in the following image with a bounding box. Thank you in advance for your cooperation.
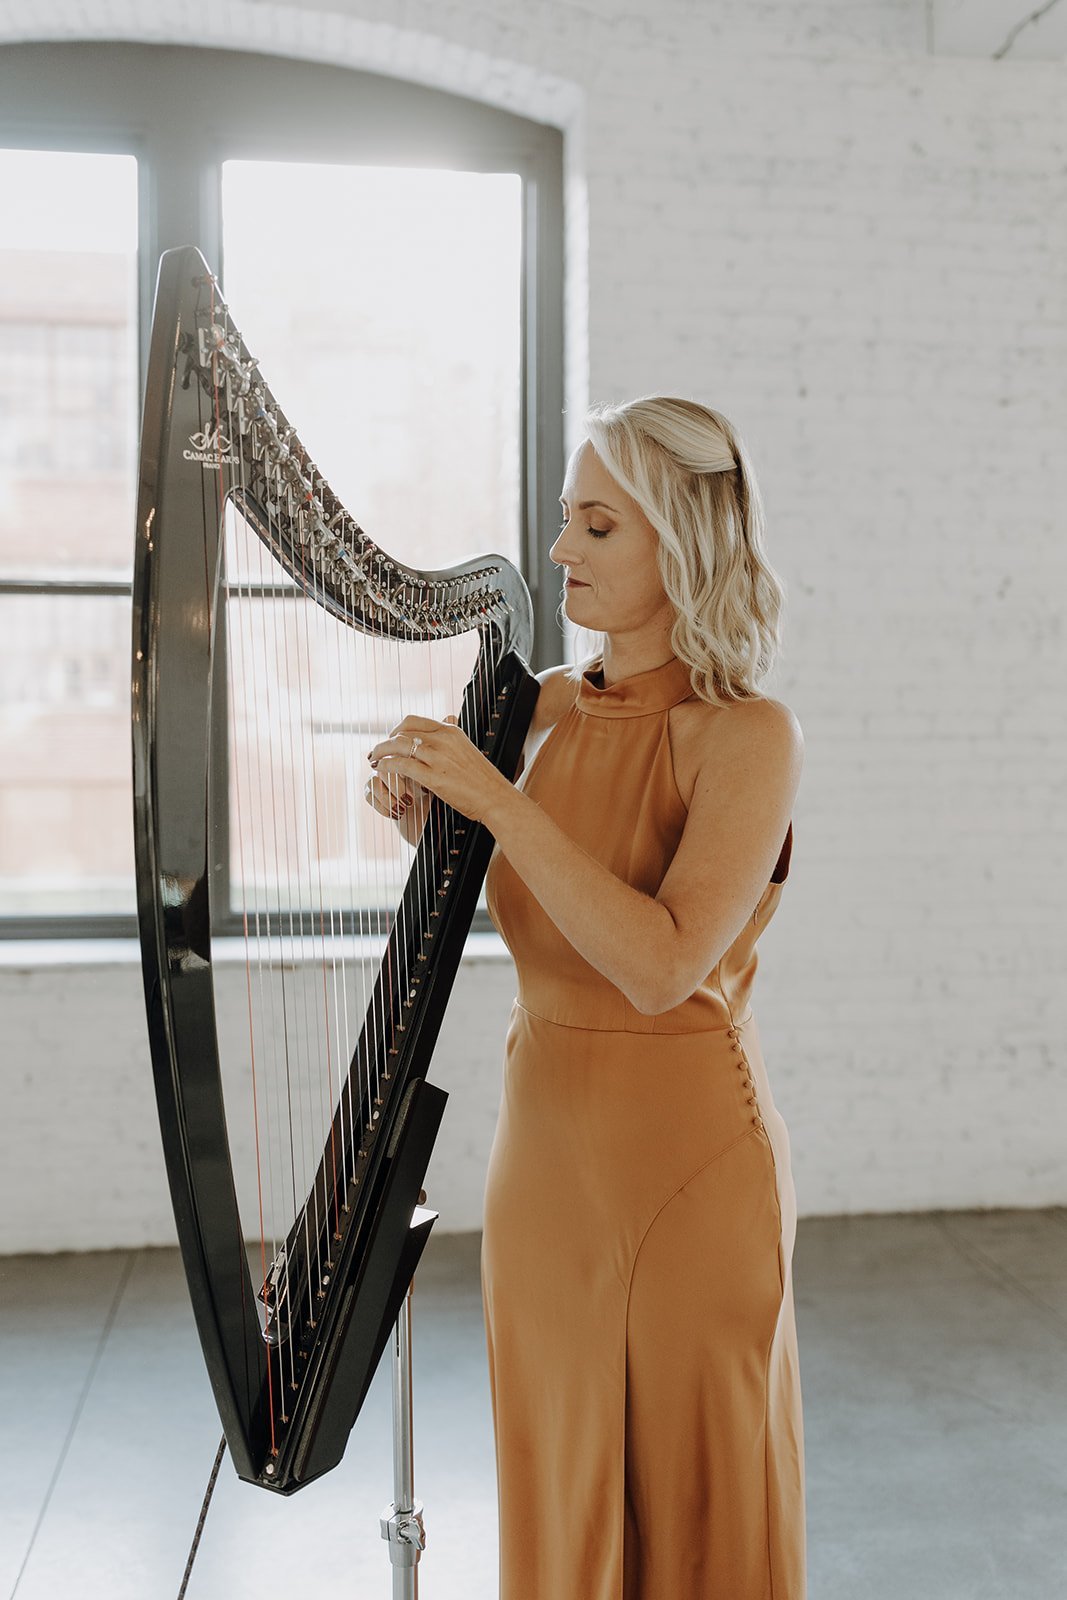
[380,1272,427,1596]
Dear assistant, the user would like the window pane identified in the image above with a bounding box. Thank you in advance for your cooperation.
[221,161,522,576]
[221,162,522,921]
[0,594,134,915]
[0,149,139,581]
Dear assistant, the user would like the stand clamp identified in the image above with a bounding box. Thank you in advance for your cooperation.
[379,1500,427,1566]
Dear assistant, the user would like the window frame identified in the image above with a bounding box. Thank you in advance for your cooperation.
[0,40,565,939]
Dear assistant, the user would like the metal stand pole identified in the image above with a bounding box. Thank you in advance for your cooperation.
[379,1275,426,1598]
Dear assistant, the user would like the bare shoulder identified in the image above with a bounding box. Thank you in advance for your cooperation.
[727,693,804,750]
[529,662,582,735]
[512,663,582,777]
[668,692,803,809]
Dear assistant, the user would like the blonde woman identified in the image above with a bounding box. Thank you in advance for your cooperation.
[366,395,806,1599]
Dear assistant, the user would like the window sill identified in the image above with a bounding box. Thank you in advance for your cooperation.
[0,930,513,969]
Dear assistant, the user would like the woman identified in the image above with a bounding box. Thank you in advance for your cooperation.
[365,394,806,1599]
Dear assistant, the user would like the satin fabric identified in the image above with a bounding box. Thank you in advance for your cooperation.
[482,653,806,1599]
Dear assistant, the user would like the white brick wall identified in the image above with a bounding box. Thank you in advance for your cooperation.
[1,0,1064,1250]
[0,942,519,1253]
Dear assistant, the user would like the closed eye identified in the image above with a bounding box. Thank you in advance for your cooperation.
[558,522,610,539]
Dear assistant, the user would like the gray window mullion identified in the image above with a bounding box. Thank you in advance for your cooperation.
[522,151,566,673]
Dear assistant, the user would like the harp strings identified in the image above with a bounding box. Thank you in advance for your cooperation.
[226,378,293,1398]
[209,303,280,1444]
[215,346,481,1394]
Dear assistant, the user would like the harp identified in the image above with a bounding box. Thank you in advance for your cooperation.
[131,245,539,1496]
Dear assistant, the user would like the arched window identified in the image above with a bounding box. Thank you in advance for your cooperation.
[0,41,564,936]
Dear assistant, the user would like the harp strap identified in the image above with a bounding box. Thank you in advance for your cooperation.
[176,1436,227,1600]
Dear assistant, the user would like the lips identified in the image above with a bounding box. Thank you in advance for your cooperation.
[565,578,588,587]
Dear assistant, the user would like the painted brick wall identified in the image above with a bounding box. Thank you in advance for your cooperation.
[1,0,1064,1250]
[0,943,519,1253]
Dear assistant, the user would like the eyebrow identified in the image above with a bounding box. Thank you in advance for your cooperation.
[559,497,619,513]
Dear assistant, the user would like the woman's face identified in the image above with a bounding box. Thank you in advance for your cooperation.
[550,439,673,637]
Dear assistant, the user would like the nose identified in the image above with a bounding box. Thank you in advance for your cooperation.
[549,527,582,574]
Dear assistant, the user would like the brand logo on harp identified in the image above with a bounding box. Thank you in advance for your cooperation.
[184,426,238,468]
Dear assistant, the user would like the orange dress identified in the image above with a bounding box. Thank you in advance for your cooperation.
[482,653,806,1600]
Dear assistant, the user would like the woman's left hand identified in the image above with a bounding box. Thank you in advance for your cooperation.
[366,714,513,827]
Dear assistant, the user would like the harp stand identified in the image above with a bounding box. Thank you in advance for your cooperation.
[379,1273,426,1597]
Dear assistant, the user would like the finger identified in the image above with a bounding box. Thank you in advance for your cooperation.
[366,774,412,811]
[365,774,389,809]
[371,753,416,783]
[369,736,431,768]
[389,715,446,736]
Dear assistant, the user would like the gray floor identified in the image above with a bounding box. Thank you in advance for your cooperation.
[2,1209,1065,1600]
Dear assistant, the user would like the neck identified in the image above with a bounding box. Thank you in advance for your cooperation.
[597,633,677,688]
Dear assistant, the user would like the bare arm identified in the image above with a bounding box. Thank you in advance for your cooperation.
[482,697,803,1015]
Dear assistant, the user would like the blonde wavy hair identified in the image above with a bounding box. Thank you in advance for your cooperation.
[563,395,786,706]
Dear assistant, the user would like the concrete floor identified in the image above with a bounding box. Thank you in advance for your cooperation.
[2,1208,1065,1600]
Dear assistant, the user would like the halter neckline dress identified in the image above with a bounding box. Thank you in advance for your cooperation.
[482,652,805,1600]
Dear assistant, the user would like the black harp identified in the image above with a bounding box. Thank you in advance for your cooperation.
[131,245,539,1493]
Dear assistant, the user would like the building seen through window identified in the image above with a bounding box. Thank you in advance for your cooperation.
[0,148,523,925]
[0,149,137,917]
